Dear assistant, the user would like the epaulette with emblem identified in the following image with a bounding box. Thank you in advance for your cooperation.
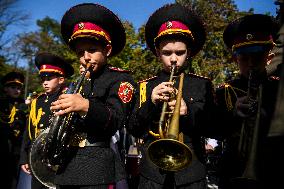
[28,93,44,140]
[35,92,46,99]
[188,72,211,81]
[138,76,157,83]
[269,76,280,81]
[216,83,227,89]
[109,66,131,73]
[138,76,157,107]
[216,82,246,111]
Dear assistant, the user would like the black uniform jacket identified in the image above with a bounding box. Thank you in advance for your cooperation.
[128,70,215,185]
[54,64,136,185]
[0,96,27,188]
[0,97,27,152]
[20,90,62,166]
[214,74,283,188]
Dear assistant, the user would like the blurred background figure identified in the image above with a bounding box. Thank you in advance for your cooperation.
[16,92,38,189]
[0,71,27,189]
[215,14,282,189]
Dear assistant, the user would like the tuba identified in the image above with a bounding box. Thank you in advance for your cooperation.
[29,67,89,188]
[147,64,193,172]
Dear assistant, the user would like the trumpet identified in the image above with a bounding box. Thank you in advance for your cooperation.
[147,64,193,172]
[231,70,262,188]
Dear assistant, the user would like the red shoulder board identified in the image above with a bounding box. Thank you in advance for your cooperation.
[188,72,211,81]
[118,82,134,103]
[138,76,157,83]
[269,76,280,81]
[109,66,131,73]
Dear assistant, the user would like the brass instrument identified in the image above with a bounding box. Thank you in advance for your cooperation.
[29,67,89,188]
[231,70,262,188]
[147,65,193,172]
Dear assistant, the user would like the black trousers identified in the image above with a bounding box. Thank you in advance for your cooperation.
[56,185,111,189]
[138,174,207,189]
[31,177,48,189]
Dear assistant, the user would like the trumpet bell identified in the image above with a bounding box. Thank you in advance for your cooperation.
[147,139,192,172]
[29,128,57,189]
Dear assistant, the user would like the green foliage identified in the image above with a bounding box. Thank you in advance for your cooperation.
[1,0,264,92]
[0,0,29,52]
[12,16,78,94]
[176,0,251,86]
[110,22,161,82]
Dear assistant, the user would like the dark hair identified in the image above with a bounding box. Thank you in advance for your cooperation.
[70,37,109,52]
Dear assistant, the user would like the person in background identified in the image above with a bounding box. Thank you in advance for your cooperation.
[1,71,27,189]
[19,52,74,189]
[16,93,38,189]
[266,45,283,78]
[128,3,215,189]
[49,3,135,188]
[214,14,283,189]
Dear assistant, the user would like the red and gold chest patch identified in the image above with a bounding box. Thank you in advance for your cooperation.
[118,82,134,103]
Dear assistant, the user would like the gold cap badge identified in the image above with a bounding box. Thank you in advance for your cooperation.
[78,22,85,30]
[246,33,253,41]
[166,21,173,29]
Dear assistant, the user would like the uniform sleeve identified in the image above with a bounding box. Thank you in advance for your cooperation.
[19,101,36,165]
[128,82,161,138]
[180,79,216,136]
[211,86,242,139]
[19,127,30,165]
[84,74,136,137]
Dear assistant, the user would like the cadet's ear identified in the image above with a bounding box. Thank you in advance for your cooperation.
[232,54,238,63]
[3,86,8,93]
[186,46,191,58]
[105,44,112,57]
[155,47,161,58]
[59,77,65,85]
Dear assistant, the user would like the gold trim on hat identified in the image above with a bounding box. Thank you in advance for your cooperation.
[5,80,24,85]
[246,33,253,41]
[232,39,275,51]
[39,69,64,75]
[69,29,111,44]
[154,29,194,43]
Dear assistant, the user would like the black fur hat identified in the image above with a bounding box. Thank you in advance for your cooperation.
[1,71,25,86]
[35,52,74,78]
[61,3,126,57]
[223,14,279,53]
[145,3,206,57]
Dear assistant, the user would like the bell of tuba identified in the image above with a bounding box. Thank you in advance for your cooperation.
[29,67,89,188]
[147,65,193,172]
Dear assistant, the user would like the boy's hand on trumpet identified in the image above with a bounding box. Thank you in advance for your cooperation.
[168,98,188,116]
[151,82,174,105]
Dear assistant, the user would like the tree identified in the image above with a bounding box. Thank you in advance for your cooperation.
[109,22,161,82]
[176,0,253,86]
[129,24,162,82]
[0,0,28,80]
[0,0,28,59]
[13,17,78,94]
